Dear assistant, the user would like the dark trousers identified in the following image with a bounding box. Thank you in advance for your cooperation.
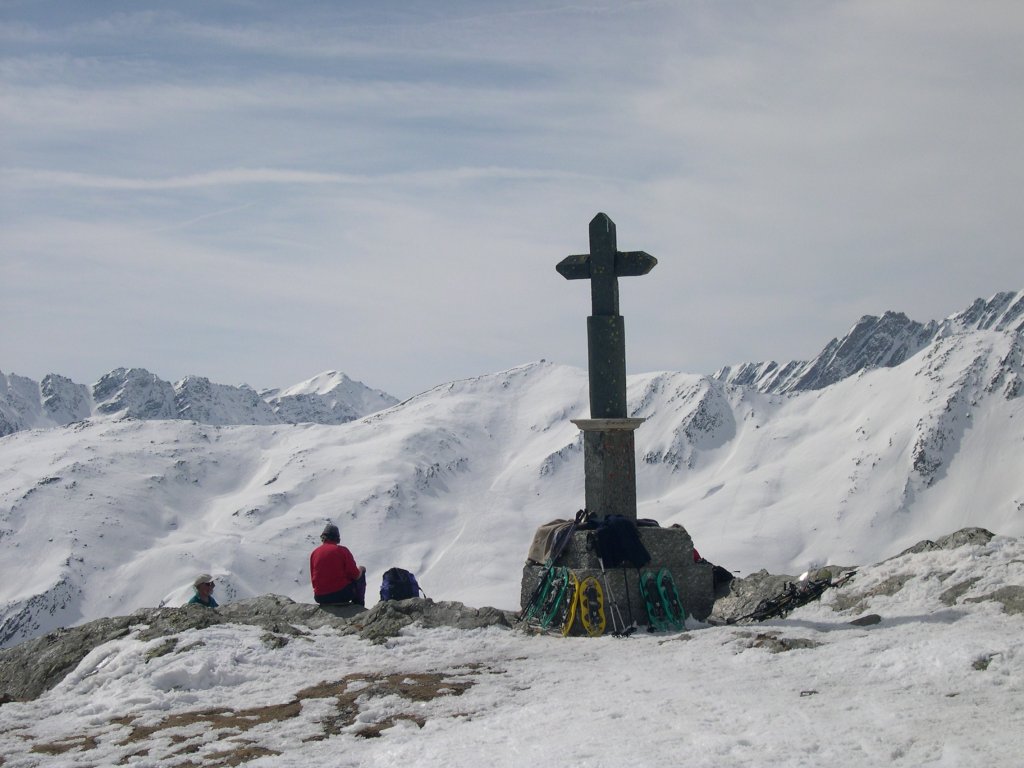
[314,573,367,606]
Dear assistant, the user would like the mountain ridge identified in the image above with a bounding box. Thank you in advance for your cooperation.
[1,290,1023,648]
[714,289,1024,393]
[0,368,399,437]
[5,290,1021,435]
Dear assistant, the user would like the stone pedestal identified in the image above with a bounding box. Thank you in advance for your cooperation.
[536,215,693,632]
[573,418,644,522]
[520,524,715,628]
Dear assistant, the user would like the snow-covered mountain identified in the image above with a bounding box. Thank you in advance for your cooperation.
[262,371,400,425]
[714,289,1024,393]
[0,373,92,437]
[0,368,399,436]
[1,291,1023,649]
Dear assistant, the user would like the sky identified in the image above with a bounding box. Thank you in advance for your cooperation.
[2,1,1024,400]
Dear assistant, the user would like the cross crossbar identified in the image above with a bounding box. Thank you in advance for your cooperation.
[555,213,657,316]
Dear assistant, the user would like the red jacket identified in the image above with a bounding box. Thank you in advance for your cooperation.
[310,542,361,596]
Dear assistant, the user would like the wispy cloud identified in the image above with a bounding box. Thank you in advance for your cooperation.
[2,166,592,191]
[3,168,362,190]
[2,1,1023,398]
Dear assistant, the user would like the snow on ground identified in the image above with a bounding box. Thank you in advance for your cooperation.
[1,537,1021,767]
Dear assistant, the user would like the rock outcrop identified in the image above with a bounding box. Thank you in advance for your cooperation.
[708,527,1000,624]
[1,527,1018,703]
[0,596,515,703]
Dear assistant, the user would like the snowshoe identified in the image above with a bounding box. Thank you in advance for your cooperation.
[579,575,606,637]
[656,568,686,630]
[538,567,571,629]
[640,569,671,632]
[523,566,558,623]
[560,571,582,637]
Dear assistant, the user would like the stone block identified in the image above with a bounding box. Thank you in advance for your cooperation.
[520,523,714,627]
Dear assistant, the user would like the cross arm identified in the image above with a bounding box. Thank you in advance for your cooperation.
[615,250,657,276]
[556,253,592,280]
[555,250,658,280]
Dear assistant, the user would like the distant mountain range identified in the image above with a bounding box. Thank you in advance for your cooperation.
[0,369,400,437]
[1,290,1022,649]
[714,291,1024,393]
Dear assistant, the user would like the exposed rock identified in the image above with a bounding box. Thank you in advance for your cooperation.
[939,577,982,606]
[341,598,516,644]
[0,596,514,703]
[709,563,866,624]
[0,605,236,703]
[708,569,797,624]
[710,528,1006,624]
[218,594,366,631]
[973,654,997,671]
[848,613,882,626]
[40,373,91,425]
[893,527,995,558]
[830,574,912,614]
[734,630,823,653]
[94,368,177,419]
[965,585,1024,615]
[174,376,280,425]
[948,291,1024,333]
[1,370,43,436]
[787,311,938,392]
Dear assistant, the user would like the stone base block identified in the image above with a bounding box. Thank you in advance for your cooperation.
[520,525,714,629]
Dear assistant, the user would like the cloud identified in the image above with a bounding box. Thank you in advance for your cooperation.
[2,165,592,192]
[2,1,1023,398]
[3,168,357,190]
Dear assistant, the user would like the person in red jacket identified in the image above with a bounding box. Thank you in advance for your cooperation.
[310,523,367,605]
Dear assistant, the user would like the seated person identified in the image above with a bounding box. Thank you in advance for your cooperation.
[188,574,218,607]
[310,523,366,605]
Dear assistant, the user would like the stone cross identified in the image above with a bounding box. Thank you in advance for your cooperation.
[520,218,711,623]
[556,213,656,521]
[556,213,657,418]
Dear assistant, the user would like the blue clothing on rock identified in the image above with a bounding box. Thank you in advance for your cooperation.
[188,593,218,608]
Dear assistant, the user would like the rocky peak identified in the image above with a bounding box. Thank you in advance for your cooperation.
[787,311,939,392]
[715,291,1024,394]
[175,376,280,425]
[263,370,399,425]
[942,290,1024,334]
[40,373,91,425]
[93,368,177,419]
[0,367,400,435]
[0,370,41,436]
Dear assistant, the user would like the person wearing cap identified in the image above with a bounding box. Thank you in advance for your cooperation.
[310,523,366,605]
[188,574,218,608]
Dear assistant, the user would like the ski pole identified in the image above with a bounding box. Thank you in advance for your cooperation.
[597,555,634,637]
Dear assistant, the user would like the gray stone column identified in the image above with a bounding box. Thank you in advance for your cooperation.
[572,417,644,522]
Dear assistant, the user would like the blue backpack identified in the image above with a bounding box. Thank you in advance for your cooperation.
[380,567,422,601]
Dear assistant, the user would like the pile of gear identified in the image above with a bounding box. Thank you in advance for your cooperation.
[721,569,857,625]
